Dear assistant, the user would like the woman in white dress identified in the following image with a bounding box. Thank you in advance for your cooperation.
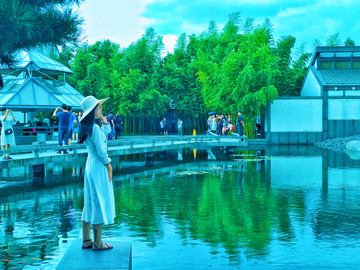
[78,96,115,251]
[0,108,16,160]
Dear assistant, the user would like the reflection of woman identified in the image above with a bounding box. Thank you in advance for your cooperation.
[0,108,16,160]
[79,96,115,251]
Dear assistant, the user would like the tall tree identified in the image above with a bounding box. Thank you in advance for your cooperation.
[326,33,341,46]
[0,0,84,66]
[344,37,356,46]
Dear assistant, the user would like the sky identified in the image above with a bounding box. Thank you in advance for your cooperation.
[78,0,360,54]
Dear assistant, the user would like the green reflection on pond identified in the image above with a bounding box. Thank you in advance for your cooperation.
[2,147,360,269]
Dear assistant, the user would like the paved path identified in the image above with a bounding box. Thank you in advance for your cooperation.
[56,238,131,270]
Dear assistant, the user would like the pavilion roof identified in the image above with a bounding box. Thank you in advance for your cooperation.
[0,50,73,77]
[0,77,84,111]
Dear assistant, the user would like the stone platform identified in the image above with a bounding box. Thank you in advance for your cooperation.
[56,239,132,270]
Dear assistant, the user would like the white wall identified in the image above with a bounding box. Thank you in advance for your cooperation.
[270,99,323,132]
[301,69,321,97]
[328,99,360,120]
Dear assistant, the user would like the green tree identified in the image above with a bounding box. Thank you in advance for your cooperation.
[0,0,83,65]
[345,37,356,46]
[326,33,341,46]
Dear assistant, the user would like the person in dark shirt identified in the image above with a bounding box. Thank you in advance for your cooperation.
[53,104,71,154]
[236,111,245,136]
[114,113,123,139]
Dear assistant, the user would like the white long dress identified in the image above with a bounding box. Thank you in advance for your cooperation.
[81,124,115,225]
[0,115,16,146]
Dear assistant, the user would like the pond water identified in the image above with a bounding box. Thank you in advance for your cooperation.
[1,146,360,269]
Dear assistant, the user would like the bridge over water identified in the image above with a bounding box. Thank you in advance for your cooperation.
[0,135,251,169]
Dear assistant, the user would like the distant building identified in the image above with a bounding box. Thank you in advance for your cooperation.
[266,46,360,144]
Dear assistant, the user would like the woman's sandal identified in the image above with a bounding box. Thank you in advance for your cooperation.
[82,239,93,249]
[92,241,113,251]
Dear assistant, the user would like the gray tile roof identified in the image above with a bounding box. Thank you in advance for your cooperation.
[318,70,360,86]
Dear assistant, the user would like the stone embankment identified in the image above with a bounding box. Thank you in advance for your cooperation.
[314,134,360,151]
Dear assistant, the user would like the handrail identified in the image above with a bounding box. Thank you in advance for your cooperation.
[0,135,245,156]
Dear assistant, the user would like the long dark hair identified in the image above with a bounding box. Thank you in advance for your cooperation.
[79,105,98,143]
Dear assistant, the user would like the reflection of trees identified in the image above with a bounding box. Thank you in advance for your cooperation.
[114,161,308,258]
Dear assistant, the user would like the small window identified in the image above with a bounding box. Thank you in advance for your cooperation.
[320,61,332,70]
[335,61,350,70]
[352,61,360,69]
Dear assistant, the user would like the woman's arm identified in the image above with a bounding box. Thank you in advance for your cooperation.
[3,109,9,120]
[93,125,111,164]
[105,163,112,182]
[9,110,16,123]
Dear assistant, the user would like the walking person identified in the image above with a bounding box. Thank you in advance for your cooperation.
[79,95,115,251]
[177,118,183,135]
[114,113,123,139]
[0,108,16,160]
[236,111,245,136]
[53,104,71,154]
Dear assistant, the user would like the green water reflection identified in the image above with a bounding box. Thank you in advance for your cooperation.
[1,147,360,269]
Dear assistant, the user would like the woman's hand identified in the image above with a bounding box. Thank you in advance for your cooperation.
[106,163,112,182]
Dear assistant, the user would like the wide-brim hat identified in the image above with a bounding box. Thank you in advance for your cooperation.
[80,96,109,122]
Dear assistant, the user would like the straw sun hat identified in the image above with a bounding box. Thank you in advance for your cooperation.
[80,95,109,122]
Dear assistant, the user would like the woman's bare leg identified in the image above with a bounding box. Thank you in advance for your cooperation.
[92,223,113,250]
[82,221,92,246]
[6,145,10,158]
[92,223,102,247]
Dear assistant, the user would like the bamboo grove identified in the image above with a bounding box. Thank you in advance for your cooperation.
[51,12,354,136]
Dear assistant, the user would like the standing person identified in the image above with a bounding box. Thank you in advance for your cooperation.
[163,118,168,135]
[236,111,245,136]
[114,113,123,139]
[0,108,16,160]
[256,116,262,135]
[107,110,115,140]
[217,115,224,136]
[207,115,212,131]
[67,106,76,146]
[78,95,115,251]
[160,118,165,135]
[53,104,71,154]
[211,115,217,133]
[77,112,83,143]
[72,113,79,142]
[177,118,183,135]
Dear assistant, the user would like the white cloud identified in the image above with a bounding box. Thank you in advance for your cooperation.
[79,0,155,47]
[277,7,310,18]
[162,34,178,55]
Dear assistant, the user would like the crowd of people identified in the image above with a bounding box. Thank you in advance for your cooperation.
[51,104,124,154]
[207,111,245,136]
